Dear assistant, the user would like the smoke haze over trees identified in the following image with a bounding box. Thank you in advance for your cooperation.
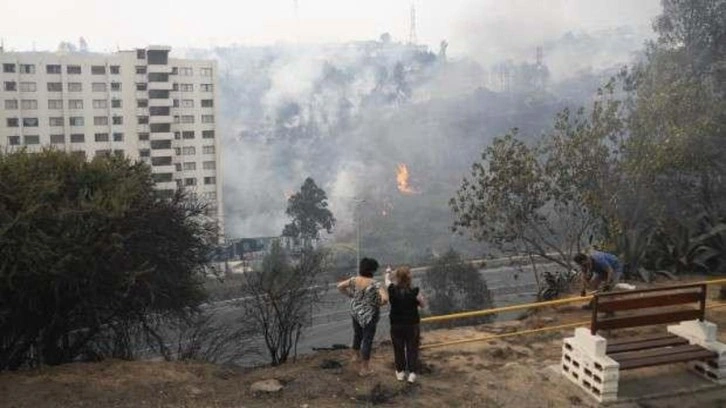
[179,7,662,264]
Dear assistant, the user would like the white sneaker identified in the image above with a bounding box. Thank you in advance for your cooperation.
[407,372,417,383]
[396,371,406,381]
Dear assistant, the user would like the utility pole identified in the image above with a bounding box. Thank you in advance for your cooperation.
[354,198,366,273]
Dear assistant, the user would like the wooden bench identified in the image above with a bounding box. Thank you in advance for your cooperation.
[561,283,726,402]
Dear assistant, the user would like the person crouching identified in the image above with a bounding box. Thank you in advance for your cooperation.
[385,266,425,384]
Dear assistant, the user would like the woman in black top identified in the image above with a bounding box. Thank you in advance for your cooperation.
[385,266,425,383]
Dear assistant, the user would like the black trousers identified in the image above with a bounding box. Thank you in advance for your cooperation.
[390,323,420,373]
[352,315,379,361]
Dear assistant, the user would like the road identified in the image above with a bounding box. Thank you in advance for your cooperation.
[208,262,558,365]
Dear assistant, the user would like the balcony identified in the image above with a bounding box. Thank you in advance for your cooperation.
[148,81,173,91]
[150,115,173,124]
[148,64,173,74]
[149,98,173,107]
[149,132,174,140]
[150,148,174,158]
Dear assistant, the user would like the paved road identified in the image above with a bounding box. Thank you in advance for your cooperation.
[209,263,558,365]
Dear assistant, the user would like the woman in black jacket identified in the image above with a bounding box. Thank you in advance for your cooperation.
[385,266,425,383]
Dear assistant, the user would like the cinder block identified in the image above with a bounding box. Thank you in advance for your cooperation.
[668,320,717,343]
[573,327,607,357]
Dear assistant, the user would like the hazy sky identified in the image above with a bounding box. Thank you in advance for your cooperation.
[1,0,661,55]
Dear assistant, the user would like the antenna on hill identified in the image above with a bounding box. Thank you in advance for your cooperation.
[408,3,418,45]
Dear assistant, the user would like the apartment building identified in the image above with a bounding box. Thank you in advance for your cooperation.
[0,46,223,235]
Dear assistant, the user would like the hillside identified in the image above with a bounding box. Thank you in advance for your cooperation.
[3,281,726,407]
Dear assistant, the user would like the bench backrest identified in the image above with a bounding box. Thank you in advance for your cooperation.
[590,283,707,335]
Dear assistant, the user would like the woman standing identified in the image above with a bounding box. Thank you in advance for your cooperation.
[385,266,425,383]
[337,257,388,376]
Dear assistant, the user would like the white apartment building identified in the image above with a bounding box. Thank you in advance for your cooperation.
[0,46,224,236]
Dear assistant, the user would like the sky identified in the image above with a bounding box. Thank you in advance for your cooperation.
[1,0,662,56]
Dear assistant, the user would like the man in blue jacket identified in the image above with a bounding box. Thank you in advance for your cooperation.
[575,250,623,297]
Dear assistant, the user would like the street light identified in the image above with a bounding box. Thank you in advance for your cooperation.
[353,198,366,274]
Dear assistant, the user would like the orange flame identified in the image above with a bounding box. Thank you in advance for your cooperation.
[396,163,417,195]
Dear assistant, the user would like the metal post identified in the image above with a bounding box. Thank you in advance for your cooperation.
[356,201,361,274]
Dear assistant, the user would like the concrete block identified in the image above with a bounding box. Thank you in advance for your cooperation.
[668,320,717,343]
[573,327,607,357]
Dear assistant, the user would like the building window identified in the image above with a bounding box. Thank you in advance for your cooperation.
[136,83,148,91]
[110,82,121,91]
[70,133,85,143]
[93,99,108,109]
[180,83,193,92]
[181,115,194,124]
[112,116,123,125]
[71,150,87,159]
[94,133,109,142]
[91,65,106,75]
[111,99,122,108]
[113,149,124,157]
[151,156,172,166]
[22,118,39,127]
[137,49,146,59]
[137,99,149,108]
[48,99,63,109]
[95,149,111,158]
[4,99,18,110]
[138,133,149,141]
[183,162,196,171]
[69,117,84,126]
[4,81,17,91]
[46,64,61,74]
[201,115,214,123]
[201,99,214,108]
[7,136,20,145]
[149,106,170,116]
[49,117,64,126]
[24,135,40,145]
[19,82,37,92]
[182,131,195,139]
[6,118,19,127]
[92,82,107,92]
[203,161,216,170]
[148,90,169,99]
[182,146,196,155]
[135,66,147,74]
[150,123,170,132]
[148,73,169,82]
[68,82,82,92]
[19,64,35,74]
[175,147,181,156]
[200,67,213,77]
[3,63,15,73]
[202,130,215,139]
[21,100,38,110]
[139,149,151,157]
[204,176,216,185]
[69,99,83,109]
[174,132,181,139]
[181,99,194,108]
[175,163,182,171]
[179,67,193,76]
[202,145,215,154]
[204,192,217,200]
[67,65,82,74]
[94,116,109,126]
[150,140,172,150]
[113,132,124,142]
[153,173,173,183]
[137,116,149,125]
[110,65,120,74]
[50,134,65,144]
[47,82,63,92]
[173,99,180,107]
[200,84,213,92]
[184,178,197,186]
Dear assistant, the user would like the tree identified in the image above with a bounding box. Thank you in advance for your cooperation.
[0,150,216,371]
[421,249,495,328]
[238,241,329,366]
[282,177,335,247]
